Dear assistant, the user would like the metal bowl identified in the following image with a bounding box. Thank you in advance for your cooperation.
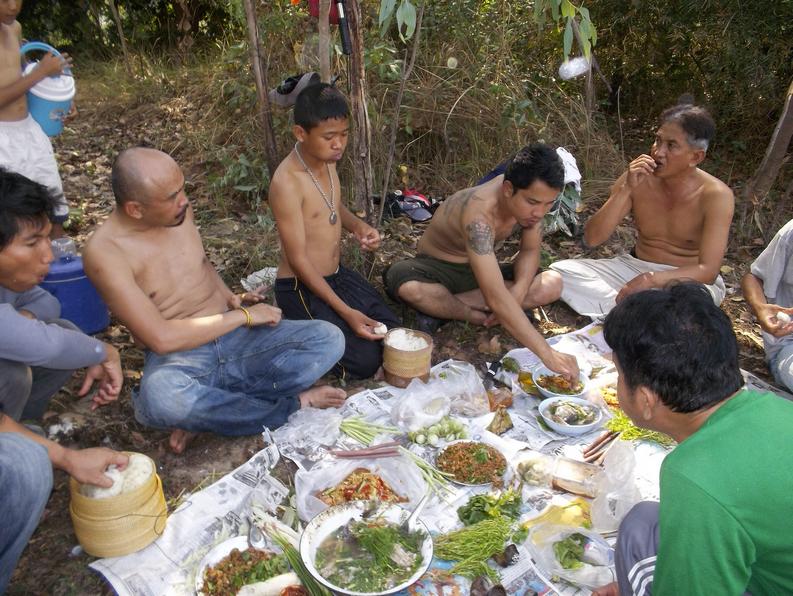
[299,500,433,596]
[435,439,508,487]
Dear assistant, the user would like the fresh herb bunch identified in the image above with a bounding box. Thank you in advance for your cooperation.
[434,517,512,581]
[553,533,587,569]
[457,490,522,526]
[606,409,676,447]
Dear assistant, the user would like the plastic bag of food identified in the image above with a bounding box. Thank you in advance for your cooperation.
[436,360,490,417]
[390,376,450,431]
[515,450,602,498]
[295,454,427,521]
[591,440,642,532]
[526,523,616,589]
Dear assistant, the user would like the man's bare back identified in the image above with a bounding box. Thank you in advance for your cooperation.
[272,151,342,278]
[418,176,523,263]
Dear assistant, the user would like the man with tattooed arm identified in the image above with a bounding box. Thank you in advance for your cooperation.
[384,143,578,379]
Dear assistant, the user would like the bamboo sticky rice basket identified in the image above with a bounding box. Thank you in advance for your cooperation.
[69,453,167,558]
[382,328,433,388]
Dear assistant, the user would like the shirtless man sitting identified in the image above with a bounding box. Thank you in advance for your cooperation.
[385,143,579,379]
[547,103,734,318]
[84,148,346,453]
[270,83,399,380]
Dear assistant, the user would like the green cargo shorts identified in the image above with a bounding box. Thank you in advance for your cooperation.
[384,254,514,299]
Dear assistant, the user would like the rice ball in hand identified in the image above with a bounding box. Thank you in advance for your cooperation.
[776,311,791,325]
[81,465,124,499]
[373,323,388,336]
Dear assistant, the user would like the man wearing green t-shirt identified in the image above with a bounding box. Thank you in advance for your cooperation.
[593,283,793,596]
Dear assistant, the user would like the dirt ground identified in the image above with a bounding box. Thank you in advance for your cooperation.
[6,77,774,596]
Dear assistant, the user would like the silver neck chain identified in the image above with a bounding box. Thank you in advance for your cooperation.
[293,142,337,224]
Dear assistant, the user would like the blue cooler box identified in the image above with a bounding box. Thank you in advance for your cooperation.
[40,255,110,334]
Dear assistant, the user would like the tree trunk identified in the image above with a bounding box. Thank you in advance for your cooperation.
[242,0,279,177]
[174,0,195,62]
[107,0,132,75]
[318,0,332,83]
[744,78,793,205]
[377,2,425,226]
[346,0,373,219]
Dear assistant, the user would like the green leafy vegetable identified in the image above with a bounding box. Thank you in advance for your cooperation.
[553,533,586,569]
[457,490,522,526]
[501,357,520,373]
[606,409,676,447]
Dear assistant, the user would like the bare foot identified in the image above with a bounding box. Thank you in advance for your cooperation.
[169,429,198,454]
[299,385,347,409]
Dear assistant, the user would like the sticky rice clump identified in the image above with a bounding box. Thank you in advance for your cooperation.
[385,328,428,351]
[80,453,154,499]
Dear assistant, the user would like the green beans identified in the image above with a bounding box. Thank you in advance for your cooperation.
[434,517,512,581]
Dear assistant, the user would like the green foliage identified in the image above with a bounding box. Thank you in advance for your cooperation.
[208,149,270,210]
[533,0,597,59]
[379,0,418,41]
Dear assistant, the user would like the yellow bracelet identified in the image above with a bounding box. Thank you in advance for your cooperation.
[238,306,253,328]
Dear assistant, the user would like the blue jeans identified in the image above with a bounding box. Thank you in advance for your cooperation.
[768,344,793,393]
[133,319,345,435]
[0,433,53,593]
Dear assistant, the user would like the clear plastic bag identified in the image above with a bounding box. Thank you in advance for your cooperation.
[436,360,490,417]
[295,454,427,521]
[271,407,343,462]
[591,440,642,532]
[390,377,450,431]
[515,450,602,498]
[527,523,616,589]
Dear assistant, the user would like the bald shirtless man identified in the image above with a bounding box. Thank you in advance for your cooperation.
[385,143,579,379]
[547,103,734,318]
[83,148,346,453]
[0,0,72,236]
[270,83,399,380]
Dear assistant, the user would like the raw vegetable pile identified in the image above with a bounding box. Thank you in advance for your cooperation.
[407,416,467,446]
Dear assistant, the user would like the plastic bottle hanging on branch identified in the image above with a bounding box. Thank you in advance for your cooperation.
[558,56,590,80]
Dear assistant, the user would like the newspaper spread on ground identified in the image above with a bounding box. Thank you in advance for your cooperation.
[90,322,784,595]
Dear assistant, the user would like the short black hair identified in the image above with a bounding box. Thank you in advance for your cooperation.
[0,168,57,250]
[603,282,743,413]
[503,143,565,191]
[294,83,349,131]
[659,103,715,152]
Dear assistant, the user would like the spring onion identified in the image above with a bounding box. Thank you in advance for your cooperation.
[340,417,400,446]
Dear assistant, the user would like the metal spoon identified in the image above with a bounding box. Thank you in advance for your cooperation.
[402,491,431,531]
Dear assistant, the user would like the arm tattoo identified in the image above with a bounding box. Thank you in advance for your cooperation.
[466,220,495,255]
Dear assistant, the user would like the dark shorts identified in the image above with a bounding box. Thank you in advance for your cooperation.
[274,265,400,380]
[384,254,514,299]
